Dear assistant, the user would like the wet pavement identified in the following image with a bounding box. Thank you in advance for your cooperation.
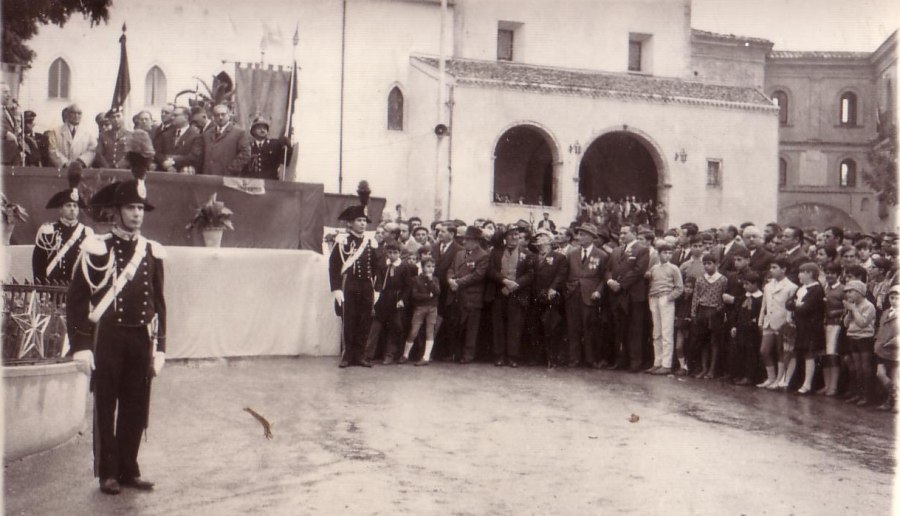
[4,357,896,515]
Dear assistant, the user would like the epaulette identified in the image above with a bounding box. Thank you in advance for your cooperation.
[334,233,348,246]
[82,233,112,255]
[147,239,167,259]
[37,222,55,236]
[83,225,95,236]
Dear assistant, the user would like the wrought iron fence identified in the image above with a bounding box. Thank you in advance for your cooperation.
[2,281,71,365]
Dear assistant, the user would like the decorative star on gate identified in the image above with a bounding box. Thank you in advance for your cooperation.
[12,295,51,359]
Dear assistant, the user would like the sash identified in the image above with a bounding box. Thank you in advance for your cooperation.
[46,223,85,276]
[88,236,148,323]
[340,234,373,275]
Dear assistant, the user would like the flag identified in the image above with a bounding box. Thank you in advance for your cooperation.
[111,23,131,110]
[283,24,300,181]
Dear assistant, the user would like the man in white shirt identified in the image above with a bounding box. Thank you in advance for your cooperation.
[48,103,97,168]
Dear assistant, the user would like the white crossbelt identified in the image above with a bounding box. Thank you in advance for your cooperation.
[88,236,148,323]
[340,234,373,275]
[45,223,85,276]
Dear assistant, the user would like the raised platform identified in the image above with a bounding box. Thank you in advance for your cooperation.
[3,245,341,359]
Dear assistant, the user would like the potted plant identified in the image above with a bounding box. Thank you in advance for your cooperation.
[1,194,29,244]
[186,193,234,248]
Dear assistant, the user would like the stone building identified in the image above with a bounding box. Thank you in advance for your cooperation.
[14,0,824,229]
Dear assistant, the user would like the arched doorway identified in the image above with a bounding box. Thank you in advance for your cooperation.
[578,130,663,227]
[493,125,556,206]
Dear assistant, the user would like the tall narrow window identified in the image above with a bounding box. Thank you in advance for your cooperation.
[628,41,643,72]
[706,159,722,188]
[144,66,167,107]
[772,90,788,125]
[497,29,514,61]
[778,158,787,187]
[48,58,70,99]
[387,87,403,131]
[839,159,857,187]
[840,92,858,126]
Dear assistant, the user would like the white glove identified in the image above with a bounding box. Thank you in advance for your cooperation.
[152,352,166,376]
[333,290,344,306]
[373,291,381,304]
[72,350,94,375]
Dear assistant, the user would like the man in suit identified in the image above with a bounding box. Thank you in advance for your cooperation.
[446,226,489,364]
[743,225,774,275]
[201,104,251,176]
[565,223,609,368]
[243,116,292,180]
[155,107,202,173]
[48,103,97,168]
[716,224,748,274]
[150,103,176,154]
[605,224,651,372]
[22,110,49,166]
[191,106,214,135]
[780,226,809,284]
[1,82,18,165]
[431,222,461,360]
[673,223,698,267]
[531,228,569,367]
[94,108,133,169]
[487,226,535,367]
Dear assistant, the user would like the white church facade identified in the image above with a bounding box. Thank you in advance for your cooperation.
[16,0,781,227]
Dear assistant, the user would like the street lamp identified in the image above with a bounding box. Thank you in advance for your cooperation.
[674,148,687,163]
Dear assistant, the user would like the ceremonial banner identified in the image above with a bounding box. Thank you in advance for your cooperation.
[233,63,294,139]
[111,24,131,110]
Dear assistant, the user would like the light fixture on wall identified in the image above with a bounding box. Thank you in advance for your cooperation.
[674,149,687,163]
[569,141,582,155]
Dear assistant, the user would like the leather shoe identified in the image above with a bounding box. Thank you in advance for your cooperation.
[509,361,518,368]
[382,356,395,365]
[459,358,472,364]
[495,359,506,367]
[99,478,121,495]
[596,361,612,370]
[567,360,580,368]
[628,366,643,373]
[359,359,373,368]
[119,477,155,491]
[338,360,350,368]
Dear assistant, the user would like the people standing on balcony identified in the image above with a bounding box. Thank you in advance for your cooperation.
[47,103,97,169]
[201,103,251,176]
[242,116,291,180]
[155,106,202,174]
[94,107,133,169]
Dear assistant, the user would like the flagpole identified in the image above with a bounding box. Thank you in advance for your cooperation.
[281,23,299,181]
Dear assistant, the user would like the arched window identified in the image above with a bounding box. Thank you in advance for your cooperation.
[771,90,788,125]
[48,58,70,99]
[840,92,858,126]
[387,87,403,131]
[145,66,167,107]
[839,159,857,187]
[493,125,556,206]
[778,158,787,187]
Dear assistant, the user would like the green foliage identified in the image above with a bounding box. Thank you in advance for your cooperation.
[2,0,111,66]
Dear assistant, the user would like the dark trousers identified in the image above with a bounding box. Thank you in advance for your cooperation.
[566,298,597,365]
[612,299,646,368]
[492,295,525,361]
[364,308,405,360]
[449,303,481,361]
[93,325,152,481]
[691,306,723,368]
[533,302,564,365]
[341,287,374,363]
[734,326,761,381]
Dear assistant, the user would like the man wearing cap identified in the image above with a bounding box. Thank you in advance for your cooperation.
[486,225,535,367]
[605,225,651,371]
[32,163,93,283]
[202,104,251,177]
[155,107,202,174]
[565,222,609,367]
[532,228,569,367]
[446,226,489,363]
[329,182,378,367]
[67,132,166,495]
[242,116,291,180]
[95,108,133,169]
[48,103,97,169]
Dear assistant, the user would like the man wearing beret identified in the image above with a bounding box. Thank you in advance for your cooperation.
[67,132,166,495]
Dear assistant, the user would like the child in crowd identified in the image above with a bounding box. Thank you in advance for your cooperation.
[788,262,826,394]
[679,235,706,284]
[757,258,798,389]
[691,254,728,379]
[842,280,877,406]
[646,243,684,375]
[364,240,412,365]
[401,257,440,365]
[820,262,845,396]
[873,285,899,412]
[722,248,750,381]
[730,271,764,385]
[674,275,696,376]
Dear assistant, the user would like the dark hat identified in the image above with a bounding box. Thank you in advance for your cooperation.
[250,116,270,130]
[89,182,120,208]
[453,219,466,228]
[461,226,483,240]
[575,223,600,238]
[338,180,372,222]
[126,130,156,169]
[23,110,36,121]
[657,243,674,252]
[502,224,520,237]
[46,162,87,209]
[112,180,155,211]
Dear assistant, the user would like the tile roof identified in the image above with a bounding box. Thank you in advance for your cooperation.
[411,56,775,111]
[768,50,871,60]
[691,29,773,47]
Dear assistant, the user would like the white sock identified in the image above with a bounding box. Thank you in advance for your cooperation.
[678,357,687,369]
[403,341,414,358]
[423,340,434,361]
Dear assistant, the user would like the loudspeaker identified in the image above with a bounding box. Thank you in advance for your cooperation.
[434,124,449,136]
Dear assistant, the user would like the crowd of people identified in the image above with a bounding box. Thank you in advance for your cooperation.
[330,202,899,413]
[1,84,290,180]
[578,195,666,230]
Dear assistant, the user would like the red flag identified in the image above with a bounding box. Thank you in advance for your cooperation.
[111,23,131,110]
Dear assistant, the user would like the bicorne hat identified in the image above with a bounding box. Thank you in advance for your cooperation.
[46,161,87,209]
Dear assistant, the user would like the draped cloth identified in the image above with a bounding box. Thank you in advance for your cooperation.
[233,63,293,139]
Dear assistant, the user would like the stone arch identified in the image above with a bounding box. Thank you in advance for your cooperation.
[778,202,861,232]
[491,122,561,207]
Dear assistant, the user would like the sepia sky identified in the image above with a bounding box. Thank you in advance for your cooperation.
[692,0,899,51]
